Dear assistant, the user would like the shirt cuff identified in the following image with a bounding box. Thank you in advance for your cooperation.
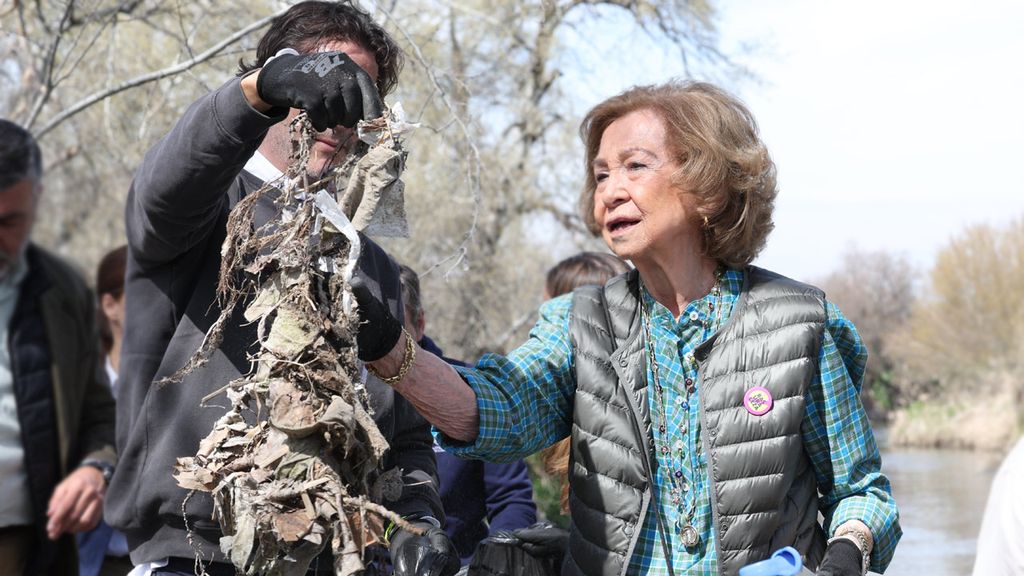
[828,493,902,573]
[213,76,285,143]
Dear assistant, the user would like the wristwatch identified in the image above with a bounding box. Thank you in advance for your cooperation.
[81,459,114,486]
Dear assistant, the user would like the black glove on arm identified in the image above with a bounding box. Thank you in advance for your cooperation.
[256,49,384,131]
[469,527,563,576]
[511,522,570,560]
[389,522,460,576]
[350,275,403,362]
[816,538,864,576]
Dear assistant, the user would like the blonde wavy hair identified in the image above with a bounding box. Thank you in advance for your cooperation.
[579,81,777,268]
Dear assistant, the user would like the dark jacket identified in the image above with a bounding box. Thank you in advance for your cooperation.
[11,245,116,576]
[420,336,537,564]
[108,76,443,565]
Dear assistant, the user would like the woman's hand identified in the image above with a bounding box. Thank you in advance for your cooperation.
[816,538,863,576]
[350,275,404,362]
[512,522,570,561]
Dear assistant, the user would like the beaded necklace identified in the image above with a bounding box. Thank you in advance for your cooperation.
[640,269,723,549]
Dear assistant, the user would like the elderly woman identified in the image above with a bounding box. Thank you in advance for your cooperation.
[354,81,900,576]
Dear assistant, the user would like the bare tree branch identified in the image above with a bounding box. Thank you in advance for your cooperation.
[494,310,539,351]
[52,10,118,87]
[0,1,17,20]
[374,1,484,279]
[67,0,144,27]
[24,0,74,127]
[34,7,285,137]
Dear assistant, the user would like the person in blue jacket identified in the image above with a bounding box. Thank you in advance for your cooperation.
[399,264,538,564]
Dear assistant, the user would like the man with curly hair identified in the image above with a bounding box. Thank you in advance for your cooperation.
[110,3,457,575]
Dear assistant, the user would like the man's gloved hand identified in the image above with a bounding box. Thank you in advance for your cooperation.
[389,521,460,576]
[350,275,403,362]
[512,522,570,560]
[817,538,863,576]
[256,49,384,131]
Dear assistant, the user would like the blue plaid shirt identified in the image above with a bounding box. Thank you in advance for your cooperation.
[438,268,900,574]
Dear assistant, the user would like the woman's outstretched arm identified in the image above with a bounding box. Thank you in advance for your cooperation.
[371,332,481,442]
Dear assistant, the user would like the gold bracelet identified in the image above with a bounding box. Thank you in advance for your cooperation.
[366,328,416,386]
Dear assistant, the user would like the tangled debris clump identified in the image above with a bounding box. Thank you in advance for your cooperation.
[171,109,417,576]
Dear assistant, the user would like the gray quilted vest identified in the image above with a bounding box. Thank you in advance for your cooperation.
[565,266,828,576]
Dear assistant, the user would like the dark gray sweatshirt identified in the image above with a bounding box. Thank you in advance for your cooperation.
[108,76,442,565]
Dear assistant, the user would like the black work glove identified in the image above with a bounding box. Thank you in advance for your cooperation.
[256,49,384,131]
[389,522,460,576]
[350,275,403,362]
[469,526,563,576]
[512,522,570,561]
[816,538,863,576]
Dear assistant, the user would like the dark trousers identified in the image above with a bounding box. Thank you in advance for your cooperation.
[98,554,136,576]
[0,525,33,576]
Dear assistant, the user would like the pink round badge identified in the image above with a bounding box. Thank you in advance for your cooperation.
[743,386,774,416]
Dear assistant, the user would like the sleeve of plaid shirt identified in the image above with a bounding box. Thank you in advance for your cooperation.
[435,294,576,463]
[804,301,902,573]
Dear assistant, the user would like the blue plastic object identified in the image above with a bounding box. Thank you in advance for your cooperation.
[738,546,803,576]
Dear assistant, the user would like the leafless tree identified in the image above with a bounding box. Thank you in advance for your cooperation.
[2,0,741,360]
[890,220,1024,394]
[2,0,279,269]
[816,248,918,413]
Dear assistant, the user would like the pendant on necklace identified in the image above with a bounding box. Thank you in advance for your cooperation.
[681,525,700,548]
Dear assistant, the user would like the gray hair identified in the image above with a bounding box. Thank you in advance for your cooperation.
[0,120,42,190]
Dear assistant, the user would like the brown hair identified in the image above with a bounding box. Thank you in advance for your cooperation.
[238,1,404,98]
[545,251,630,298]
[398,263,422,326]
[579,80,777,268]
[541,251,628,514]
[96,245,127,354]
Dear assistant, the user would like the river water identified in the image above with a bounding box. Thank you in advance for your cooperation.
[874,430,1004,575]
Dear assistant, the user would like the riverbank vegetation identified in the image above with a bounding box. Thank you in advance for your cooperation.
[819,219,1024,451]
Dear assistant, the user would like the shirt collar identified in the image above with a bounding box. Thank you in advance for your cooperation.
[105,356,118,396]
[641,267,743,329]
[243,150,284,184]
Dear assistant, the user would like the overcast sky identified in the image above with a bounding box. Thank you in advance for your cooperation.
[566,0,1024,283]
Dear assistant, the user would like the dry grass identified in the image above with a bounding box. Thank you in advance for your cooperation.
[888,371,1023,451]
